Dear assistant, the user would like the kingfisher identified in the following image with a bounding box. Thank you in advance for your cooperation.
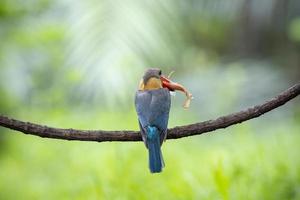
[135,68,192,173]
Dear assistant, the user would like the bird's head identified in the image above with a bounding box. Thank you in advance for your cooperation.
[138,68,193,109]
[139,68,185,92]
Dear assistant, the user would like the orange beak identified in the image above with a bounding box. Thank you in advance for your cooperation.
[160,75,186,93]
[160,75,193,109]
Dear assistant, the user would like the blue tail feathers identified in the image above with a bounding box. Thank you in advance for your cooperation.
[146,126,164,173]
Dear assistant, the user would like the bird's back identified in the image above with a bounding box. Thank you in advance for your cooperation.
[135,88,171,144]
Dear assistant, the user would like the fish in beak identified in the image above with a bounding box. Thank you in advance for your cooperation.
[160,75,193,109]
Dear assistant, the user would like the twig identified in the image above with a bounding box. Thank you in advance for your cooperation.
[0,83,299,142]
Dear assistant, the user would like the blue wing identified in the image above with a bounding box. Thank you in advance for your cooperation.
[135,88,171,145]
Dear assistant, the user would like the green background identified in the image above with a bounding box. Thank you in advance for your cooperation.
[0,0,300,199]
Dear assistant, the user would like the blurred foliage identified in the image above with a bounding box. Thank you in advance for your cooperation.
[0,111,300,200]
[289,18,300,42]
[0,0,300,199]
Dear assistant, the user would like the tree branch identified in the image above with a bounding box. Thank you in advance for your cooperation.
[0,83,299,142]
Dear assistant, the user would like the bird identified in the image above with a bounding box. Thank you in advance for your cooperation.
[135,68,191,173]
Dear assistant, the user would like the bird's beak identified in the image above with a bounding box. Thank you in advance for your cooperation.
[160,75,185,92]
[160,75,193,109]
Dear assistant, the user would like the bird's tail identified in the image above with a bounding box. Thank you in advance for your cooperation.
[146,126,164,173]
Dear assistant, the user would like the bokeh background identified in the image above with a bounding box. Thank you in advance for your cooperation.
[0,0,300,199]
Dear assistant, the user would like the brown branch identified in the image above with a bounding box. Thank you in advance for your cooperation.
[0,83,299,142]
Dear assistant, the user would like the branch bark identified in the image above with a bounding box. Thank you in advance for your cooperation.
[0,83,299,142]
